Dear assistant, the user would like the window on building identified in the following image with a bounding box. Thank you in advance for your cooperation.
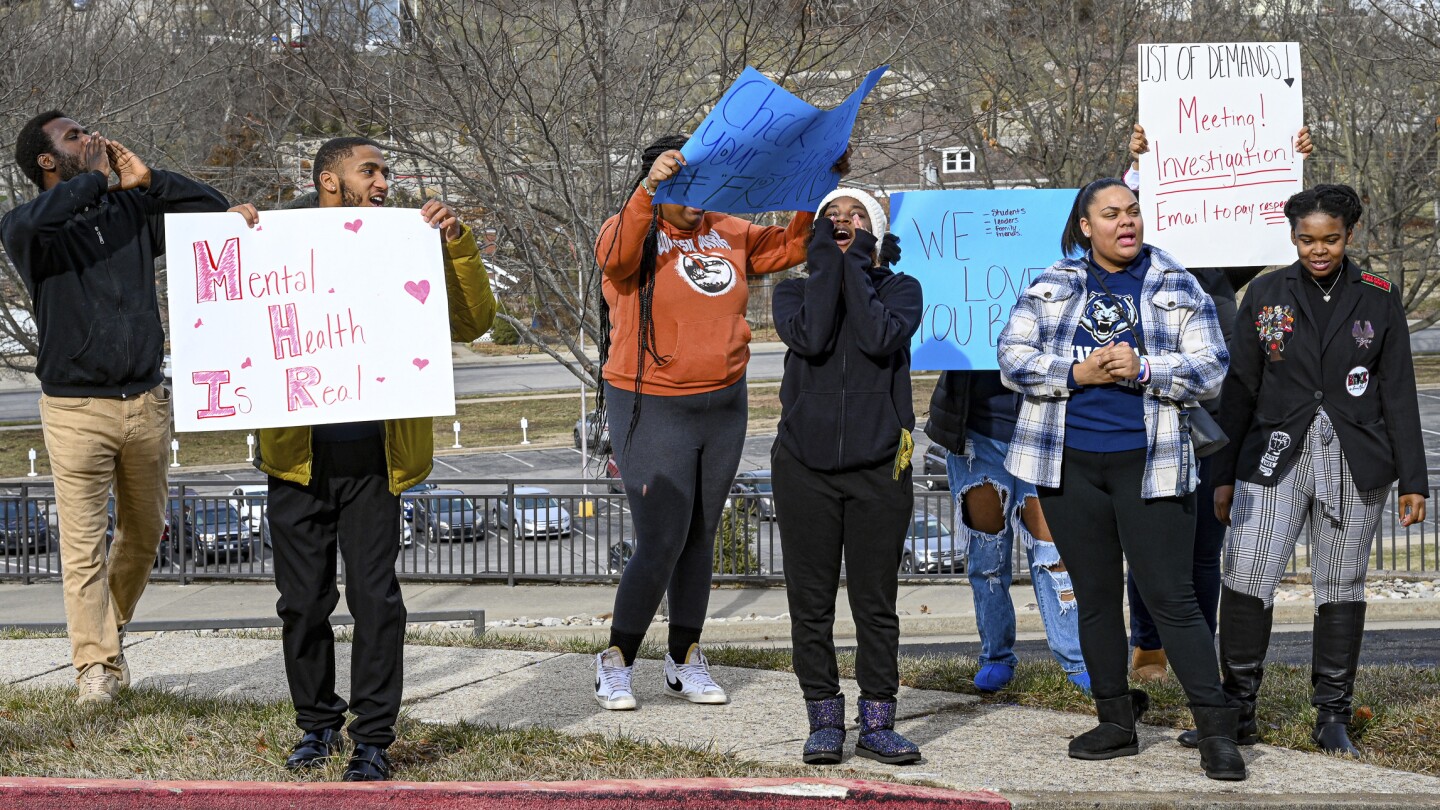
[941,147,975,174]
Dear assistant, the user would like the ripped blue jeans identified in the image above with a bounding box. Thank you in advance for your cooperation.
[947,430,1085,674]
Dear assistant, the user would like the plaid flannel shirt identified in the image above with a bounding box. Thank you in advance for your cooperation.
[997,246,1229,498]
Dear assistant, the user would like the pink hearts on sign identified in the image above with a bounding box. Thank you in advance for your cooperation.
[376,377,386,383]
[343,219,363,233]
[193,318,203,328]
[404,280,431,304]
[240,357,252,369]
[328,288,335,293]
[412,358,429,371]
[255,225,263,231]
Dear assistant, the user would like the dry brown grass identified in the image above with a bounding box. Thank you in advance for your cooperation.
[0,681,803,782]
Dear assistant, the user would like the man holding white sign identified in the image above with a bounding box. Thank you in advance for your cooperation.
[1,111,229,707]
[229,137,495,782]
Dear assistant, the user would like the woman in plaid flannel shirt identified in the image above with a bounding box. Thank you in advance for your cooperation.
[997,179,1242,781]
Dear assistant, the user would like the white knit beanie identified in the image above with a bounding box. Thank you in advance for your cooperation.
[816,187,888,240]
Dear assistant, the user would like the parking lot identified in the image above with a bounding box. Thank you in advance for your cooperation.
[0,435,964,583]
[4,431,1437,582]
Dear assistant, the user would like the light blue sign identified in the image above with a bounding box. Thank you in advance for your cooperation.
[892,189,1077,370]
[655,65,888,214]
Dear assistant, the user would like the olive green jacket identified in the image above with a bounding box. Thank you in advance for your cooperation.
[257,223,496,494]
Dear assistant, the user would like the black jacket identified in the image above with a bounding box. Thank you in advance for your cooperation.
[1215,259,1426,494]
[923,370,971,454]
[1191,266,1262,416]
[773,220,923,472]
[1,170,229,396]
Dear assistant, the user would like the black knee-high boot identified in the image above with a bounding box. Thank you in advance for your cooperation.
[1179,587,1272,748]
[1312,601,1366,756]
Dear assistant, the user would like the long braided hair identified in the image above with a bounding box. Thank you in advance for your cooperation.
[597,135,689,451]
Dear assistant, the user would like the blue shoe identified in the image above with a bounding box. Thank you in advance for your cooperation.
[1067,671,1092,695]
[974,663,1015,693]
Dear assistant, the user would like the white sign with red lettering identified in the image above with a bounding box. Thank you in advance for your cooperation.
[1137,42,1304,267]
[164,207,456,431]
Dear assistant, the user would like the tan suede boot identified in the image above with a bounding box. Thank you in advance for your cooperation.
[1130,647,1169,682]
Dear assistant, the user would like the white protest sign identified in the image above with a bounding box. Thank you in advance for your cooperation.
[164,207,456,432]
[1138,42,1304,267]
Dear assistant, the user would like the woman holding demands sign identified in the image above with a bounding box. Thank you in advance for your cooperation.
[997,179,1243,780]
[590,137,847,712]
[1210,184,1425,757]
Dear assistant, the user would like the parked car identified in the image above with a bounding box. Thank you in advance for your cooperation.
[573,410,611,454]
[413,489,486,542]
[104,500,191,568]
[401,481,438,522]
[192,501,254,561]
[229,485,268,543]
[607,537,636,574]
[604,456,623,494]
[900,511,963,574]
[730,469,776,519]
[922,443,950,489]
[0,499,49,555]
[494,486,572,538]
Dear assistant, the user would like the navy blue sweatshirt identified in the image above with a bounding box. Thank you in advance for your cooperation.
[1064,252,1149,452]
[1,169,229,396]
[772,219,924,471]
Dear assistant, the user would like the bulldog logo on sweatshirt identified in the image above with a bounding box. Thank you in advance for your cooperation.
[676,253,737,296]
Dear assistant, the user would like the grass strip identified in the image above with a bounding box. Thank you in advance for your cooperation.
[0,682,802,782]
[0,378,940,479]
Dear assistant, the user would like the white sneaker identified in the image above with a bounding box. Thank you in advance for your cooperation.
[664,644,729,704]
[594,646,637,710]
[76,664,118,708]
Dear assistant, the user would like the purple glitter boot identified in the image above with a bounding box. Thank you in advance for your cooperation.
[855,698,921,765]
[803,695,846,764]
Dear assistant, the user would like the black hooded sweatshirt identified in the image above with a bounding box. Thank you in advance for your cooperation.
[772,219,924,472]
[1,169,229,396]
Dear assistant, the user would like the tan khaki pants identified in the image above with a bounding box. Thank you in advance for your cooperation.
[41,386,170,676]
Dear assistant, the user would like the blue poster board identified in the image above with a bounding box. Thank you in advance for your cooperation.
[654,65,888,214]
[892,189,1077,370]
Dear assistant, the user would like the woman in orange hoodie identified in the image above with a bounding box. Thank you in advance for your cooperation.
[590,136,837,710]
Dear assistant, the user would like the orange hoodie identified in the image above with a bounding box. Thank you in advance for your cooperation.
[596,186,814,395]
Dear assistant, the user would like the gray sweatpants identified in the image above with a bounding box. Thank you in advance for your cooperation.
[605,380,747,636]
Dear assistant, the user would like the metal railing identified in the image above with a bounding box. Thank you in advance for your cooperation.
[2,472,1437,583]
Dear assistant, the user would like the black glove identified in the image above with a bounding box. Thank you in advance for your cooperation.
[878,232,901,269]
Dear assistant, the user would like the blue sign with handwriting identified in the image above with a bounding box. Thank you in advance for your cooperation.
[654,65,888,214]
[891,189,1077,370]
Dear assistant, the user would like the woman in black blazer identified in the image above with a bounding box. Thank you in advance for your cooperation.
[1213,184,1427,757]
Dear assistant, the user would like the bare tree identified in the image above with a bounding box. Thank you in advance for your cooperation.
[251,0,941,386]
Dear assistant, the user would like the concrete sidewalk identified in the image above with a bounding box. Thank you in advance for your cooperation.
[3,580,1439,644]
[3,634,1438,807]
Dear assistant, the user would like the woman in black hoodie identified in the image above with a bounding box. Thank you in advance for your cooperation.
[771,187,923,766]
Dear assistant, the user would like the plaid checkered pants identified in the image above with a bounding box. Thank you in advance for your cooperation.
[1223,409,1387,608]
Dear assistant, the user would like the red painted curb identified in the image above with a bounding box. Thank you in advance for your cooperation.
[0,776,1007,809]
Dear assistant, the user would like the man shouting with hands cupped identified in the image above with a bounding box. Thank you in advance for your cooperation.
[1,111,230,707]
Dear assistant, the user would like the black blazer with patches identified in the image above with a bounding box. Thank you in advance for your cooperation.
[1215,259,1425,494]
